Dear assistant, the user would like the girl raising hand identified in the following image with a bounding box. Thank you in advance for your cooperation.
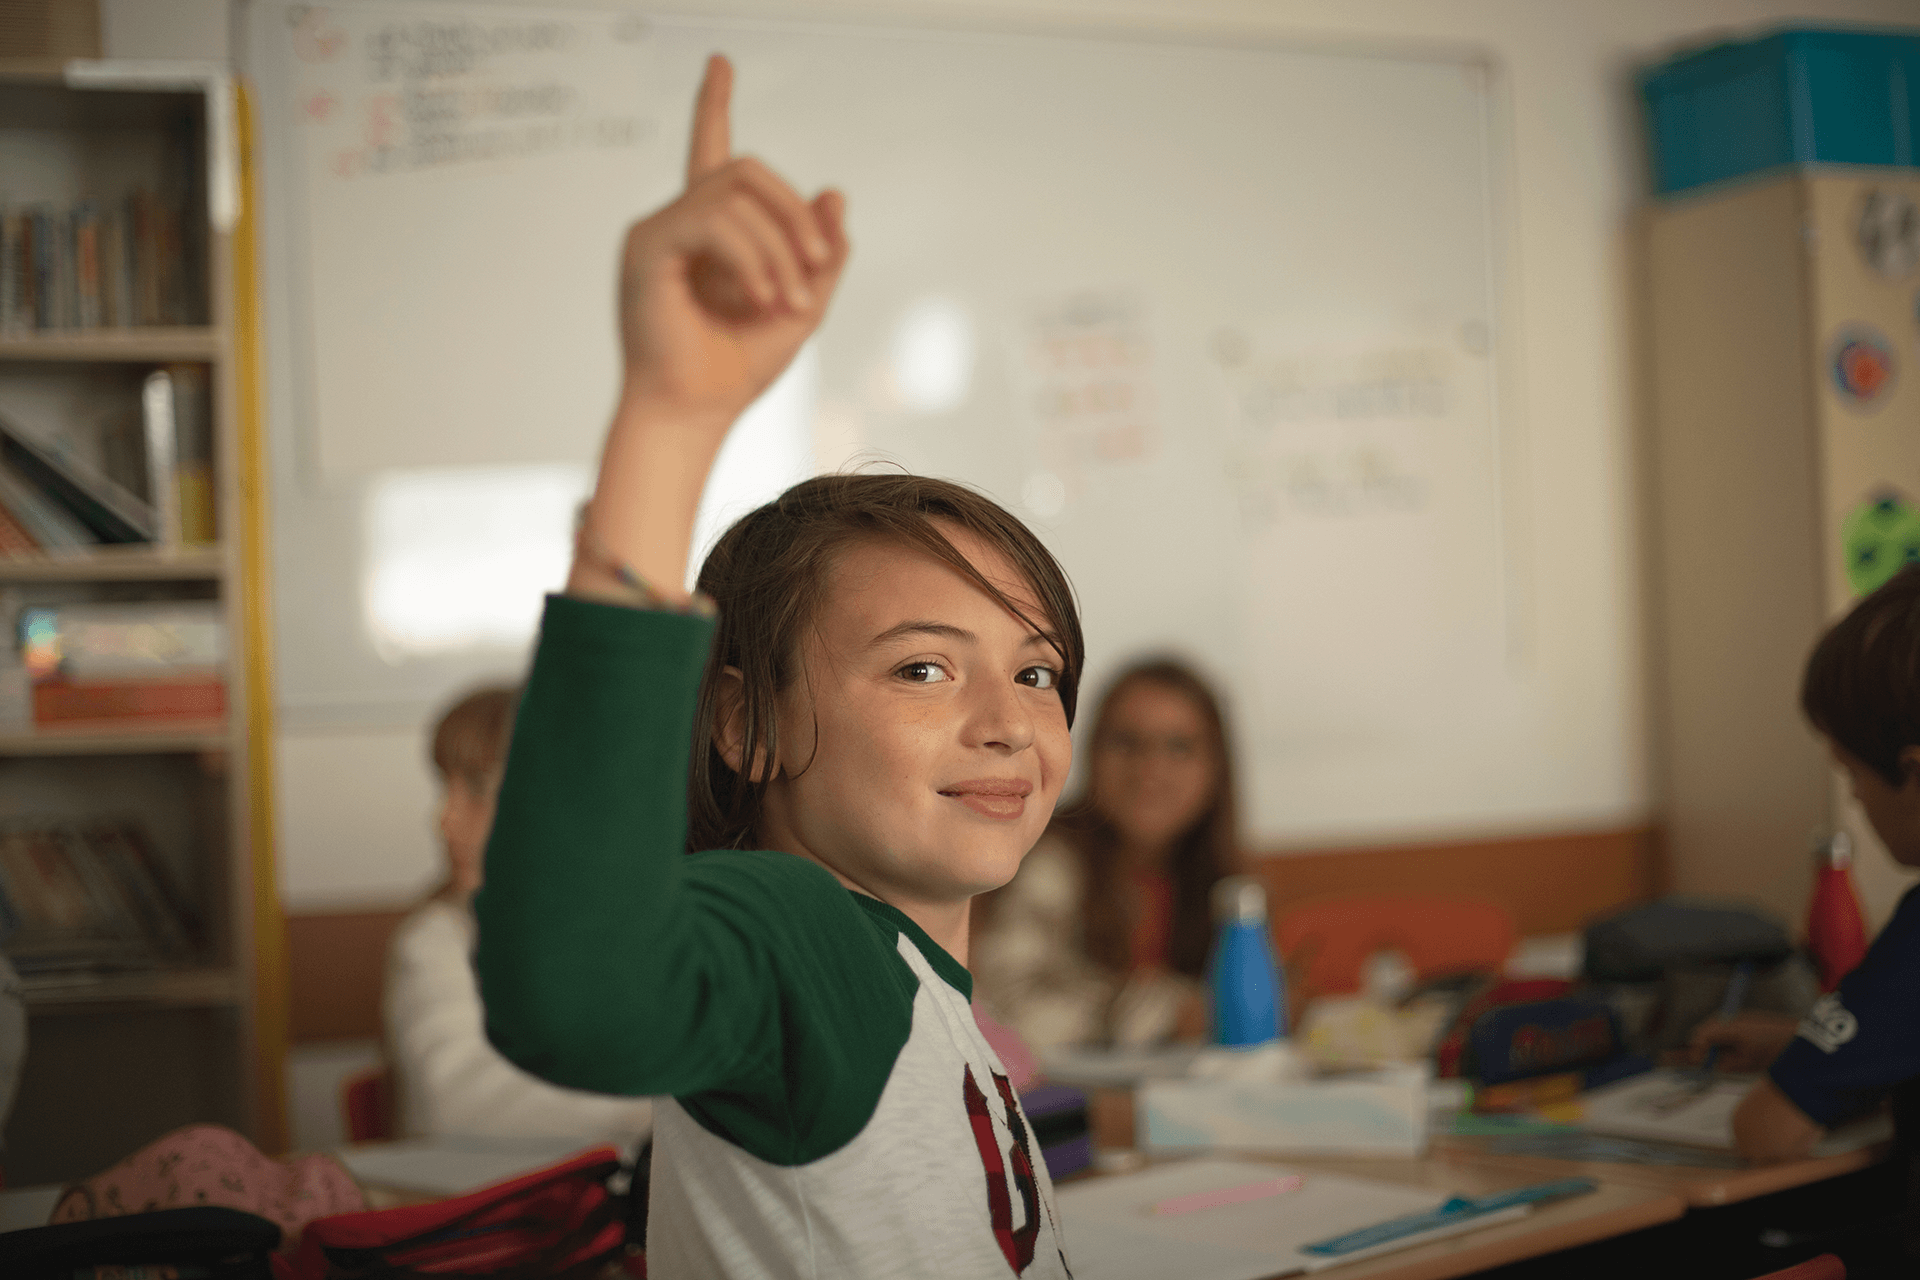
[478,56,1080,1278]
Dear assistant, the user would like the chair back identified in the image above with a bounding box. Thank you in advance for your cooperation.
[341,1065,394,1143]
[1274,894,1516,1004]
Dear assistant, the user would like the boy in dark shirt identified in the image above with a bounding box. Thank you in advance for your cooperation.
[1691,567,1920,1233]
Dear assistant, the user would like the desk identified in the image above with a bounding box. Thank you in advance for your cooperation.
[1236,1152,1683,1280]
[1091,1087,1891,1210]
[1434,1134,1892,1208]
[1081,1091,1685,1279]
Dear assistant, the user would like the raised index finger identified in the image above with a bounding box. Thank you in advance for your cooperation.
[686,54,733,186]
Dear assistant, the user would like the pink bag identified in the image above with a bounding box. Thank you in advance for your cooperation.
[51,1123,366,1249]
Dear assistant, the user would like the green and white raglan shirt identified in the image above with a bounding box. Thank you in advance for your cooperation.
[475,596,1073,1279]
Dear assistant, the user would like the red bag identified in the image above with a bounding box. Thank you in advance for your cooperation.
[279,1147,632,1280]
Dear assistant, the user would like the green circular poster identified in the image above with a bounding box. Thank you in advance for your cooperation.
[1843,491,1920,596]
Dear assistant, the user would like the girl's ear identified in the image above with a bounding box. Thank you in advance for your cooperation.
[712,666,749,774]
[711,666,773,779]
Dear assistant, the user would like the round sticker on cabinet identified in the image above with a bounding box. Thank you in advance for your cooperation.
[1842,491,1920,596]
[1830,328,1896,408]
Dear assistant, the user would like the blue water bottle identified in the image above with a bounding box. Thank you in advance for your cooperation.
[1207,876,1286,1046]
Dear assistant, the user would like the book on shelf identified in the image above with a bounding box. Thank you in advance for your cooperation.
[18,600,227,727]
[166,363,217,544]
[0,456,94,550]
[0,411,155,544]
[0,365,214,557]
[31,673,226,727]
[142,369,182,545]
[20,601,225,680]
[0,821,196,979]
[0,495,38,555]
[0,191,195,334]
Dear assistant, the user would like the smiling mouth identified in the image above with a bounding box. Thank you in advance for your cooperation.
[938,779,1033,820]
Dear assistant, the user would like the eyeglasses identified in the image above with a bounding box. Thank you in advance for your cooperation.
[1096,731,1204,761]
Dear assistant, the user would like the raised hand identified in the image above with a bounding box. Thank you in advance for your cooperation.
[616,55,848,427]
[574,55,849,603]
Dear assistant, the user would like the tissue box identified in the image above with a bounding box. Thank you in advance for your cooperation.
[1138,1065,1429,1157]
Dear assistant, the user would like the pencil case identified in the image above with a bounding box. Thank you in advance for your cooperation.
[1020,1083,1092,1180]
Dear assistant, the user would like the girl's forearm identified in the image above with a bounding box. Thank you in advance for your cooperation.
[568,390,730,605]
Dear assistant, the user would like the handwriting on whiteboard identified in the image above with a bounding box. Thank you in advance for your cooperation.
[1215,335,1453,524]
[1010,290,1161,517]
[290,4,652,181]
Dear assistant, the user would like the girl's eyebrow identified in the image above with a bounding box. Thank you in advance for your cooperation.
[867,620,1062,651]
[868,620,972,648]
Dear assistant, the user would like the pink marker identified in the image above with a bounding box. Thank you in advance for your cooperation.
[1149,1174,1307,1216]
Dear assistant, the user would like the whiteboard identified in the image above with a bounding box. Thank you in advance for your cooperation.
[258,1,1528,843]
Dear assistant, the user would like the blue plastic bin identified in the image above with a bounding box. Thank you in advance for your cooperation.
[1641,27,1920,196]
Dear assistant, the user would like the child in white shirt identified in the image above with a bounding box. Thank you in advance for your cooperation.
[386,684,652,1146]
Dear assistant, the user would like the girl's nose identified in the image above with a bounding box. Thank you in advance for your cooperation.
[968,677,1035,753]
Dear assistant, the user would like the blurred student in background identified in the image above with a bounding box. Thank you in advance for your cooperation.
[384,684,653,1145]
[973,658,1241,1048]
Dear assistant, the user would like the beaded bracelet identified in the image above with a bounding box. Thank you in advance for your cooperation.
[573,505,718,618]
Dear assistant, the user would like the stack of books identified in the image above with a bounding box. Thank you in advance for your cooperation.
[0,821,197,985]
[19,599,225,728]
[0,192,197,332]
[0,366,216,555]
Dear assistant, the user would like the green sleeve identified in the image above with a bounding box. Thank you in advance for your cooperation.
[472,595,917,1162]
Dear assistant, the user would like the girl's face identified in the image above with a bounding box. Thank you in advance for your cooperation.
[1091,679,1218,855]
[752,525,1071,911]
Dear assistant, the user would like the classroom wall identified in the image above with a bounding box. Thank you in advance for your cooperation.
[218,0,1920,923]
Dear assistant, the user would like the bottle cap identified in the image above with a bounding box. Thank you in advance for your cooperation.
[1212,875,1267,924]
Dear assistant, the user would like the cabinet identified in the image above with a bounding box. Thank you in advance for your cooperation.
[1646,169,1920,933]
[1642,29,1920,936]
[0,59,283,1181]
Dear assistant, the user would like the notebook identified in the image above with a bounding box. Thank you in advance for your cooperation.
[1576,1070,1892,1156]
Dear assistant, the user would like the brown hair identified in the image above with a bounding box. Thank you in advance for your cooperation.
[431,684,520,790]
[1056,658,1240,980]
[688,472,1084,852]
[1802,564,1920,786]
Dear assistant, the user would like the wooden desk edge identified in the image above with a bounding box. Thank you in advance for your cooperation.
[1316,1185,1687,1280]
[1434,1134,1892,1209]
[1684,1143,1892,1207]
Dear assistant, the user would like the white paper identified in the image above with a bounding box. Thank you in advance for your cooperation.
[335,1135,598,1194]
[1056,1158,1528,1280]
[1577,1070,1892,1156]
[1576,1071,1748,1148]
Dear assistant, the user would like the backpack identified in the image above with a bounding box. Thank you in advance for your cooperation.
[280,1146,633,1280]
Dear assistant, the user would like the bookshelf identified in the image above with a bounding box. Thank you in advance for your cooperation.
[0,724,230,755]
[0,542,223,582]
[0,326,222,361]
[0,64,284,1181]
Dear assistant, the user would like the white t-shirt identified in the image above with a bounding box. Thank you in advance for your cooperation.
[384,897,653,1145]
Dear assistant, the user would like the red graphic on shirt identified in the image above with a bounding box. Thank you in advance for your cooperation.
[964,1063,1041,1272]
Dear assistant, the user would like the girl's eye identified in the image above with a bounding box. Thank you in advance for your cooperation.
[896,661,951,684]
[1017,665,1059,691]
